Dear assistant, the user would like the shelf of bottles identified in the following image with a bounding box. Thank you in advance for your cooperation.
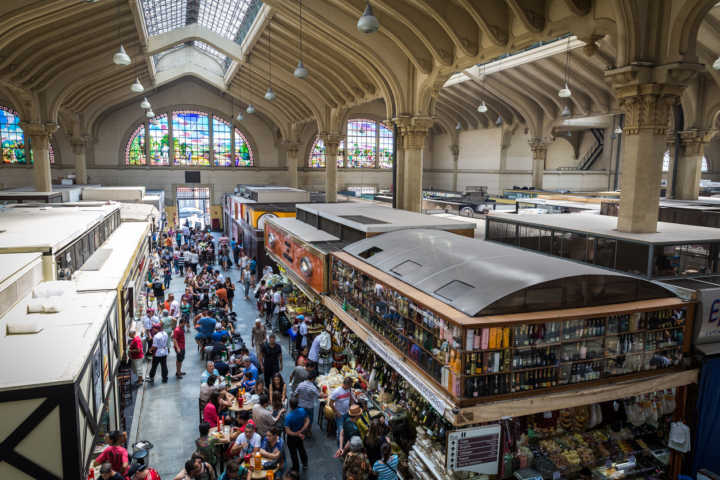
[331,257,689,402]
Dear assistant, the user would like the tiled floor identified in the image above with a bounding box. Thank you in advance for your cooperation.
[134,259,342,479]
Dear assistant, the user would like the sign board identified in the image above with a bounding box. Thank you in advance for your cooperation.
[365,336,447,416]
[447,424,501,474]
[697,287,720,344]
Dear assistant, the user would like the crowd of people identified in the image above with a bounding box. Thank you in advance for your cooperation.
[96,223,400,480]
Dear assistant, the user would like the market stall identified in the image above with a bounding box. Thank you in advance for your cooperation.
[322,229,698,478]
[0,284,121,480]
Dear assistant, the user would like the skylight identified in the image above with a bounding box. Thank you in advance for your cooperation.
[141,0,263,72]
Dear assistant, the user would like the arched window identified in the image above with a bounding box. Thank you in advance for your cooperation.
[1,105,57,165]
[309,137,344,168]
[663,150,709,173]
[124,108,254,167]
[308,118,393,168]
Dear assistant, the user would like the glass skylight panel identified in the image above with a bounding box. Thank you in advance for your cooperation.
[194,41,226,63]
[141,0,186,36]
[198,0,252,40]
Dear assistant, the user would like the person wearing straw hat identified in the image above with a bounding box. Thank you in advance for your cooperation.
[335,404,363,458]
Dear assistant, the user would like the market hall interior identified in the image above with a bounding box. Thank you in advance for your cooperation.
[2,1,720,480]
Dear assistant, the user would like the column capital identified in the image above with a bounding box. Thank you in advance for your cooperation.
[318,132,343,149]
[394,116,433,150]
[71,135,90,154]
[19,122,58,141]
[284,141,300,157]
[679,129,708,156]
[528,137,550,159]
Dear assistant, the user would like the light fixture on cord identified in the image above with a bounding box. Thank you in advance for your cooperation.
[614,126,623,134]
[150,116,159,126]
[477,63,488,113]
[455,122,462,131]
[713,57,720,70]
[140,97,151,109]
[246,104,255,114]
[265,28,276,101]
[357,1,380,34]
[294,0,309,79]
[130,77,144,93]
[146,109,155,118]
[113,45,131,65]
[561,105,571,117]
[558,37,572,98]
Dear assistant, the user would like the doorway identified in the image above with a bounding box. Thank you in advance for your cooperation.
[176,186,211,229]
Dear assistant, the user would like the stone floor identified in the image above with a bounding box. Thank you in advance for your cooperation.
[134,259,342,479]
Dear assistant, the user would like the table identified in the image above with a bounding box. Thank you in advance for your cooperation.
[243,462,279,479]
[209,426,232,472]
[208,426,232,444]
[229,397,255,413]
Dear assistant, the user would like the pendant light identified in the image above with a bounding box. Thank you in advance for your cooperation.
[477,63,488,113]
[265,28,276,101]
[558,37,572,98]
[560,105,571,117]
[455,122,462,131]
[150,117,159,126]
[294,0,309,79]
[246,104,255,114]
[140,97,151,109]
[357,1,380,34]
[130,77,144,93]
[614,126,623,134]
[236,110,244,121]
[113,45,131,66]
[714,57,720,70]
[146,109,155,118]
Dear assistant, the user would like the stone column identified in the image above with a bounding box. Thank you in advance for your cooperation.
[395,116,433,212]
[610,83,682,232]
[286,143,299,188]
[71,136,89,184]
[322,133,342,202]
[22,122,57,192]
[675,130,707,200]
[450,144,460,192]
[529,138,548,190]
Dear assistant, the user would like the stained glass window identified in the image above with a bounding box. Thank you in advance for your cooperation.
[125,109,253,167]
[173,110,210,166]
[1,106,27,164]
[125,124,146,165]
[234,128,253,166]
[308,137,344,168]
[347,120,377,168]
[213,116,232,166]
[149,114,170,165]
[379,124,393,169]
[662,149,708,173]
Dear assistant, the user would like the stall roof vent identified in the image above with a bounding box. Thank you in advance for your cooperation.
[434,280,475,302]
[339,215,389,225]
[391,260,422,277]
[358,246,382,259]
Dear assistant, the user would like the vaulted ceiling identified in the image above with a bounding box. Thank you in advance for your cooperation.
[0,0,718,142]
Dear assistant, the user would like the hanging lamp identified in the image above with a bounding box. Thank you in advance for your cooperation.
[560,105,571,117]
[357,1,380,34]
[146,109,155,118]
[558,37,572,98]
[714,57,720,70]
[113,45,131,66]
[140,97,151,109]
[455,122,462,131]
[265,28,276,101]
[477,63,488,113]
[246,104,256,114]
[130,77,144,93]
[614,126,623,134]
[294,0,309,79]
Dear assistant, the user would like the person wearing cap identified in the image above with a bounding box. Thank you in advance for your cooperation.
[336,404,364,458]
[99,462,125,480]
[127,462,161,480]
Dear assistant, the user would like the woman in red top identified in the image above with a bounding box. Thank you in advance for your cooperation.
[127,329,144,386]
[202,392,222,428]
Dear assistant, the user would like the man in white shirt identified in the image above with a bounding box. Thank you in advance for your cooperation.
[189,250,199,273]
[308,333,322,364]
[329,377,356,443]
[141,308,159,357]
[146,328,170,383]
[230,421,262,457]
[168,293,180,320]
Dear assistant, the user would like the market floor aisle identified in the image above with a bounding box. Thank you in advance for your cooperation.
[134,263,342,479]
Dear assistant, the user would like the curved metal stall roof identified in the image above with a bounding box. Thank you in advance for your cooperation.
[342,229,675,317]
